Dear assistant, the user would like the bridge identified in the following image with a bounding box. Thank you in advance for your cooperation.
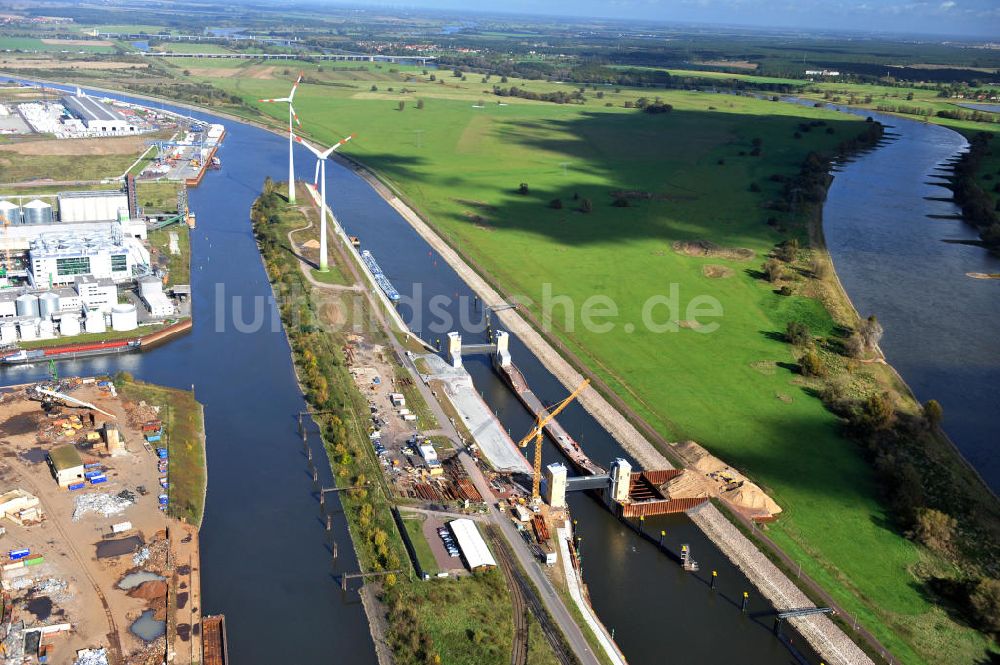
[139,51,435,64]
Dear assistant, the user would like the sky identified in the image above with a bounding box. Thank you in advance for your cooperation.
[339,0,1000,38]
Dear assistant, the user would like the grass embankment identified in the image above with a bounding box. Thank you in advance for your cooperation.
[215,66,1000,663]
[19,324,164,349]
[252,183,560,665]
[148,225,191,286]
[0,152,137,183]
[114,373,206,526]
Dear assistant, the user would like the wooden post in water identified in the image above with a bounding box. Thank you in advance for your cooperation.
[327,514,332,531]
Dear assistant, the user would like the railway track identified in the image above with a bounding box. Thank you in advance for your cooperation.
[488,526,579,665]
[20,476,124,664]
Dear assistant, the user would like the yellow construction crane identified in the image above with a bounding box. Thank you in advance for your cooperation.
[517,378,590,501]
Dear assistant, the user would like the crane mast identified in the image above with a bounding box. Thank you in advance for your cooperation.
[517,378,590,500]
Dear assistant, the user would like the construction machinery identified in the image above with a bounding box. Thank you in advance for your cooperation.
[517,379,590,501]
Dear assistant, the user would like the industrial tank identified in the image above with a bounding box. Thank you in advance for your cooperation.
[38,291,60,318]
[17,319,38,341]
[0,200,21,225]
[59,315,81,337]
[110,303,137,331]
[0,322,16,344]
[22,199,53,225]
[15,293,38,318]
[84,311,105,334]
[38,319,54,338]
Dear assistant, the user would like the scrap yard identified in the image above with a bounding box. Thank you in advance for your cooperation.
[0,377,207,665]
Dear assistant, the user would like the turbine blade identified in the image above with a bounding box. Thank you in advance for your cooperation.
[290,105,301,126]
[321,133,355,158]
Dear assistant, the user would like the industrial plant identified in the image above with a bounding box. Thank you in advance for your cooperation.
[0,181,189,353]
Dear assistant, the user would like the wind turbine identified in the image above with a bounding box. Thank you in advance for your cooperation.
[295,134,355,272]
[259,72,303,204]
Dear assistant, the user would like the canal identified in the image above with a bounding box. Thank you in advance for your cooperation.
[7,80,956,664]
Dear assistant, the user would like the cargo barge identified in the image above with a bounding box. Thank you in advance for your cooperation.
[202,614,228,665]
[361,250,401,302]
[1,339,140,365]
[492,355,605,477]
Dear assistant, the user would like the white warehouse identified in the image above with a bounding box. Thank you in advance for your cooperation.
[61,95,138,134]
[57,190,130,224]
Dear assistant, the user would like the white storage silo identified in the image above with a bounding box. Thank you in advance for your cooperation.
[22,199,53,225]
[15,293,38,318]
[17,318,38,341]
[38,319,54,338]
[38,291,60,318]
[0,321,16,344]
[138,275,162,298]
[111,303,138,331]
[0,200,21,225]
[84,311,106,334]
[59,315,81,337]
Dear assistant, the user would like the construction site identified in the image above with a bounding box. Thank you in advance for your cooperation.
[0,376,206,665]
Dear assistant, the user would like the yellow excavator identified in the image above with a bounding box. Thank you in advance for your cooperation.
[517,378,590,501]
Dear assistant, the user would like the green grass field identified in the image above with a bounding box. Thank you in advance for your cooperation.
[184,62,1000,663]
[0,152,138,183]
[153,42,235,54]
[400,513,440,575]
[0,37,116,53]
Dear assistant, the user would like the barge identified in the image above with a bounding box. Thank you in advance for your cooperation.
[2,339,140,365]
[361,250,401,302]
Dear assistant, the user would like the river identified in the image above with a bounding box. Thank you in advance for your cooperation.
[814,103,1000,491]
[4,80,944,665]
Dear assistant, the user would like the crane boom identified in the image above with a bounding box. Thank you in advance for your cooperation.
[518,378,590,500]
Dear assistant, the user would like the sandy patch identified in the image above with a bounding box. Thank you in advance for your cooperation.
[749,360,777,375]
[672,240,754,261]
[40,39,113,46]
[694,60,758,70]
[0,59,146,70]
[0,135,148,156]
[702,264,734,278]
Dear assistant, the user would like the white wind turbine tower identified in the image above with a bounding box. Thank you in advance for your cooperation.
[259,72,303,204]
[295,133,355,272]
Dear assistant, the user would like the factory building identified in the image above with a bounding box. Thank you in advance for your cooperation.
[138,276,174,318]
[28,226,149,286]
[47,444,85,487]
[74,276,119,313]
[57,190,130,224]
[61,95,138,134]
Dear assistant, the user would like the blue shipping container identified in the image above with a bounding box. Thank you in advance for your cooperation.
[9,548,29,560]
[68,483,85,491]
[156,448,168,458]
[146,434,161,442]
[84,470,103,479]
[84,462,102,469]
[90,477,107,485]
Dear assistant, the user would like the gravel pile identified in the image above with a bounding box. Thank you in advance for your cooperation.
[72,491,135,521]
[689,503,873,665]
